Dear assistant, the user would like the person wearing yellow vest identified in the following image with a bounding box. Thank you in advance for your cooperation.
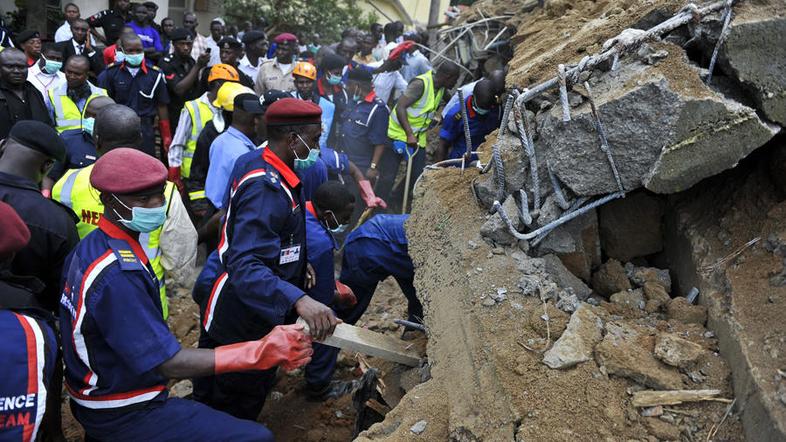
[167,63,239,197]
[46,55,107,134]
[380,61,459,208]
[52,103,198,319]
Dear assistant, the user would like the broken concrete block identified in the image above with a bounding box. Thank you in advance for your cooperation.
[592,259,632,297]
[628,265,672,293]
[643,417,681,441]
[667,297,707,325]
[654,333,705,369]
[610,289,645,310]
[539,46,777,196]
[528,303,570,339]
[480,214,515,246]
[537,209,600,282]
[473,173,498,210]
[542,304,603,369]
[543,254,592,300]
[598,191,664,261]
[595,323,683,389]
[410,420,427,434]
[643,281,671,313]
[721,14,786,125]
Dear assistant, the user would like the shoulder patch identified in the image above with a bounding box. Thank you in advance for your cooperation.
[107,239,145,271]
[151,65,161,71]
[262,169,282,190]
[454,112,462,121]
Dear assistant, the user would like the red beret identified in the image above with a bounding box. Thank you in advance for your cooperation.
[264,98,322,126]
[388,41,415,61]
[0,201,30,260]
[274,32,297,44]
[90,148,167,194]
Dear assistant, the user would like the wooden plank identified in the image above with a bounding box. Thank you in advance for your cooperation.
[632,389,732,407]
[297,318,422,367]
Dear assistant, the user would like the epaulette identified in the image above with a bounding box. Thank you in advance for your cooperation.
[107,239,145,271]
[151,65,161,71]
[454,112,463,121]
[262,167,282,190]
[106,62,117,69]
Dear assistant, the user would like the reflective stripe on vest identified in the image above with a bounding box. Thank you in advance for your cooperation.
[52,165,174,319]
[48,83,108,133]
[182,99,213,179]
[387,70,444,147]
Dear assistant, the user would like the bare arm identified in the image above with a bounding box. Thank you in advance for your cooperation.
[435,138,451,163]
[157,103,169,122]
[175,53,210,97]
[157,347,215,379]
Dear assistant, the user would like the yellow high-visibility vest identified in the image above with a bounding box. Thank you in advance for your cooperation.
[182,98,213,179]
[388,70,444,147]
[48,82,107,133]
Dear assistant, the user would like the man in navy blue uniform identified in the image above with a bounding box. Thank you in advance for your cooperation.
[192,98,338,420]
[340,214,422,326]
[0,201,61,442]
[98,33,173,158]
[435,79,501,163]
[58,148,313,441]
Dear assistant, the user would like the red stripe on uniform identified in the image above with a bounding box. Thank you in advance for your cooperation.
[67,383,165,401]
[15,313,37,442]
[73,250,114,329]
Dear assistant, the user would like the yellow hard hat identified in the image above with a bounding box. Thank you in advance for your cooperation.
[292,61,317,81]
[213,82,255,111]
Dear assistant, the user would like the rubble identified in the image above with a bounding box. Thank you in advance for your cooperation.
[654,333,705,369]
[609,289,646,310]
[542,254,592,300]
[592,259,632,297]
[542,304,603,369]
[667,297,708,325]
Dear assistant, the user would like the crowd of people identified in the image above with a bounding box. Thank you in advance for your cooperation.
[0,2,509,440]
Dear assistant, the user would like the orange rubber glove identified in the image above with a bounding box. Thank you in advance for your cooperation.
[159,119,172,154]
[357,180,387,209]
[167,167,184,193]
[334,281,357,309]
[214,324,313,374]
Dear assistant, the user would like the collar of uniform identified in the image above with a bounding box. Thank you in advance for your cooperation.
[225,126,256,149]
[263,147,300,188]
[98,217,150,266]
[121,60,148,74]
[466,95,477,119]
[0,171,39,192]
[363,90,377,103]
[305,201,317,217]
[317,79,342,97]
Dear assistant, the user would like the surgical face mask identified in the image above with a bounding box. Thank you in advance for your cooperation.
[293,134,319,170]
[326,211,348,234]
[112,194,167,233]
[41,55,63,74]
[82,117,95,136]
[327,74,342,86]
[124,52,144,67]
[115,50,126,64]
[308,44,319,54]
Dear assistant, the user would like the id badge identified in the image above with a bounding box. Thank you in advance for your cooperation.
[279,245,301,265]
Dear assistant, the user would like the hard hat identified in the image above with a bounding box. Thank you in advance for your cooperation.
[213,82,255,111]
[208,63,240,83]
[292,61,317,81]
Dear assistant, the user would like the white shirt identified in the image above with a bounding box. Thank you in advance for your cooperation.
[54,21,97,45]
[373,70,407,105]
[205,35,222,66]
[237,54,266,81]
[27,63,66,102]
[70,39,97,57]
[443,80,480,118]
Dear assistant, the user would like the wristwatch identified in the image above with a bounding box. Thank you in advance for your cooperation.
[369,162,377,170]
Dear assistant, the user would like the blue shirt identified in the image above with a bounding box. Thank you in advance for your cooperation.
[97,62,169,118]
[304,204,337,306]
[126,22,164,52]
[0,309,57,441]
[205,127,259,208]
[299,146,350,201]
[48,130,98,182]
[193,147,307,344]
[400,50,431,82]
[339,91,390,170]
[59,218,180,411]
[439,95,502,160]
[346,214,409,246]
[290,92,335,150]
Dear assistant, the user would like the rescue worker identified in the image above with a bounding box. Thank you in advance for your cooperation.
[0,49,53,140]
[301,181,359,399]
[59,147,312,441]
[98,33,173,159]
[254,32,297,95]
[238,30,268,81]
[339,214,422,326]
[87,0,130,46]
[0,121,78,312]
[443,68,505,118]
[316,53,349,149]
[204,92,264,209]
[52,104,197,318]
[200,37,254,89]
[0,202,61,442]
[192,98,338,420]
[436,79,502,162]
[291,60,334,149]
[169,63,238,202]
[380,62,460,206]
[14,31,42,67]
[27,43,66,99]
[47,55,108,134]
[159,27,211,131]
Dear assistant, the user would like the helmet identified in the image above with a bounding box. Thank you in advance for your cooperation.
[212,82,255,111]
[208,63,240,83]
[292,61,317,81]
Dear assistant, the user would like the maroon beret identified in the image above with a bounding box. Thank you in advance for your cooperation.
[274,32,297,44]
[90,148,167,194]
[264,97,322,126]
[0,201,30,260]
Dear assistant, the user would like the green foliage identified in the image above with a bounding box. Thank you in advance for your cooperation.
[224,0,377,41]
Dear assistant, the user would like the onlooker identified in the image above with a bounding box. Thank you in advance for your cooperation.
[54,2,96,46]
[126,3,164,60]
[27,43,66,99]
[0,49,53,139]
[238,30,267,80]
[183,12,210,62]
[14,30,42,67]
[205,18,225,66]
[87,0,131,45]
[143,1,162,33]
[56,18,105,78]
[161,17,176,54]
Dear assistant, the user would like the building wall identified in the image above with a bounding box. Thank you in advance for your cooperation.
[358,0,449,28]
[66,0,218,35]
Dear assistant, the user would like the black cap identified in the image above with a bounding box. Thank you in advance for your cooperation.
[9,121,66,162]
[169,28,192,43]
[143,1,158,9]
[321,53,346,72]
[14,30,40,46]
[218,37,242,50]
[241,30,266,45]
[234,93,265,114]
[347,67,372,83]
[260,89,291,113]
